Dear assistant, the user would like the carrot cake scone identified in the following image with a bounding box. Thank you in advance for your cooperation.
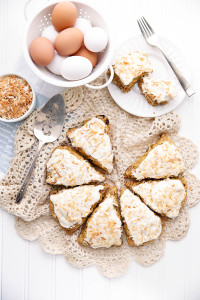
[138,77,177,106]
[78,186,123,248]
[126,178,187,218]
[67,115,114,174]
[49,184,109,234]
[125,134,185,180]
[108,51,152,93]
[120,189,162,246]
[46,145,105,187]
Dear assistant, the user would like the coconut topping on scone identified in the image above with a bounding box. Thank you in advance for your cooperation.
[131,141,185,180]
[120,189,162,246]
[131,179,186,218]
[67,117,114,173]
[46,148,105,187]
[113,52,153,86]
[84,194,122,248]
[140,77,177,103]
[50,185,105,229]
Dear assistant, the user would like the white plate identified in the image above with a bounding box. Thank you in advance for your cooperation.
[107,35,188,117]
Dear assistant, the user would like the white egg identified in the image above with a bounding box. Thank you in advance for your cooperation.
[84,27,108,52]
[41,25,58,44]
[73,18,92,35]
[60,56,92,81]
[47,51,66,75]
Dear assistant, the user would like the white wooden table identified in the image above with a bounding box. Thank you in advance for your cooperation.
[0,0,200,299]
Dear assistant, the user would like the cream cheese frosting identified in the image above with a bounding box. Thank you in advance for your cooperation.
[84,194,122,248]
[131,141,185,180]
[50,185,105,229]
[131,179,186,218]
[68,117,113,173]
[46,148,105,187]
[113,52,153,86]
[141,77,177,103]
[120,189,162,246]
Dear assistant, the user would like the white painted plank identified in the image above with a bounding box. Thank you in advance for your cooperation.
[109,262,135,300]
[54,256,81,300]
[5,0,26,72]
[135,260,164,300]
[28,241,53,300]
[162,240,187,300]
[1,213,26,300]
[82,266,109,300]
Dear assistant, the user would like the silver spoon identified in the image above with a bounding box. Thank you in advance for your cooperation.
[16,94,65,204]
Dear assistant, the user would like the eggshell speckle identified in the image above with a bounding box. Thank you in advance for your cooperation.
[55,28,83,56]
[84,27,108,52]
[41,25,58,44]
[47,51,66,75]
[74,45,97,67]
[29,37,54,66]
[73,18,92,35]
[52,1,77,31]
[60,56,92,80]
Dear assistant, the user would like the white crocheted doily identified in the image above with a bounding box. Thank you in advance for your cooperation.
[1,76,200,278]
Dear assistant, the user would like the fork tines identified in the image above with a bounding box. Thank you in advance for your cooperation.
[137,16,154,39]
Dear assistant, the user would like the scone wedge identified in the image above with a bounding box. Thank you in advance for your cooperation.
[138,77,177,106]
[120,188,162,246]
[49,184,109,234]
[107,51,153,93]
[78,186,123,248]
[125,134,185,180]
[67,115,114,174]
[46,145,105,187]
[126,177,187,218]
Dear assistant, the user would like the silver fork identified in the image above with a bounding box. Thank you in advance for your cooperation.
[137,16,195,97]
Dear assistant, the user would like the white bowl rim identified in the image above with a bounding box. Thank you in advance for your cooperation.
[0,73,36,123]
[23,1,113,87]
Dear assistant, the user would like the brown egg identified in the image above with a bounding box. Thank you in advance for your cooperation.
[55,28,83,56]
[29,37,54,66]
[52,1,77,32]
[74,45,98,68]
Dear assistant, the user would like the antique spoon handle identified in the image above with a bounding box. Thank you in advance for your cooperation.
[16,140,44,204]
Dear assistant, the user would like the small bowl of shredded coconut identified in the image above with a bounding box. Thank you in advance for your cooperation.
[0,74,36,122]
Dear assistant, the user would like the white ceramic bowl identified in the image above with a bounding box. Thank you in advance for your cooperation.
[23,1,113,89]
[0,73,36,123]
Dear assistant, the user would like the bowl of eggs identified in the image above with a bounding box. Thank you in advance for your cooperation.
[23,1,113,89]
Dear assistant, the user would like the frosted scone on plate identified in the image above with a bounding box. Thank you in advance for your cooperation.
[78,186,123,248]
[107,51,153,93]
[46,145,105,187]
[138,77,178,106]
[125,134,185,180]
[67,115,114,174]
[126,177,187,218]
[49,184,109,234]
[120,189,162,246]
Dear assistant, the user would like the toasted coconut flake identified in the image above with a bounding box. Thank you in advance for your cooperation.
[0,75,33,119]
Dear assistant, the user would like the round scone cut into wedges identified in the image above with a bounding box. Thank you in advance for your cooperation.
[120,189,162,246]
[138,77,178,106]
[125,134,185,180]
[78,186,123,248]
[49,184,109,234]
[67,115,114,174]
[126,177,187,218]
[46,145,105,187]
